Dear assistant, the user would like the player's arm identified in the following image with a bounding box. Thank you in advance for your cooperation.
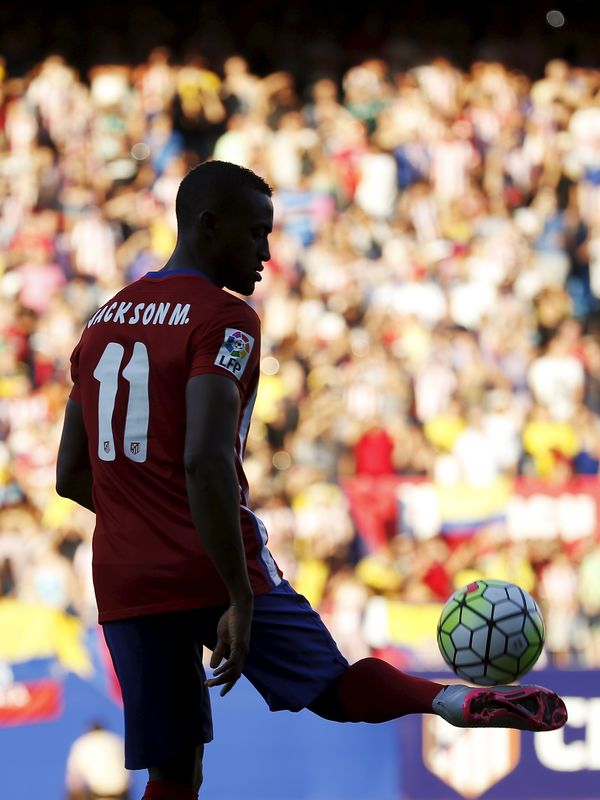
[56,398,95,513]
[184,373,253,695]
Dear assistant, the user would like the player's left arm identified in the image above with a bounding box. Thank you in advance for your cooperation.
[56,398,95,513]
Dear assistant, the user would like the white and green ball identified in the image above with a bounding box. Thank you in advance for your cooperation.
[437,579,545,686]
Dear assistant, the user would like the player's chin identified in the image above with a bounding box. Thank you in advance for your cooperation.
[233,278,257,296]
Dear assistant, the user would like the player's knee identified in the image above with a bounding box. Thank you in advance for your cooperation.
[307,678,352,722]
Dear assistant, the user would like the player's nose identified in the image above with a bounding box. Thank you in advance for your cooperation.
[258,241,270,262]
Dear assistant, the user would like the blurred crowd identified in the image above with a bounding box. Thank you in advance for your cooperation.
[1,46,600,671]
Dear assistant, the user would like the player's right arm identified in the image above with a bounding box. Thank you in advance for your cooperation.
[56,398,95,513]
[184,373,253,695]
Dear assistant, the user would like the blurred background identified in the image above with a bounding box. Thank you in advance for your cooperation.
[0,1,599,798]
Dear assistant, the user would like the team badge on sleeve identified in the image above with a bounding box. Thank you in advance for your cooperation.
[215,328,255,378]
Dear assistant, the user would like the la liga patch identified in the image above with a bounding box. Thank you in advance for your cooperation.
[215,328,255,378]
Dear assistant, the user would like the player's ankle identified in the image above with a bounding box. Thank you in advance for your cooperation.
[142,778,199,799]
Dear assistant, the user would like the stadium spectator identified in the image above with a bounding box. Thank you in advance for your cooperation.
[65,720,131,800]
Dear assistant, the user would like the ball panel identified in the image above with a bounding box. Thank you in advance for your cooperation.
[522,614,543,645]
[505,584,527,605]
[537,612,545,641]
[463,595,494,620]
[488,651,519,674]
[488,626,508,658]
[438,631,456,664]
[491,599,523,620]
[470,626,490,658]
[454,649,481,667]
[482,586,509,604]
[456,666,495,686]
[506,632,528,657]
[439,603,461,633]
[496,614,526,636]
[485,665,515,684]
[460,607,489,629]
[517,639,544,674]
[450,623,473,650]
[527,596,542,616]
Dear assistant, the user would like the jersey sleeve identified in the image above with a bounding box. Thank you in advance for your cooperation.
[188,304,261,397]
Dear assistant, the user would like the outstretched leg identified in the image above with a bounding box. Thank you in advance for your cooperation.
[309,657,443,722]
[309,657,567,732]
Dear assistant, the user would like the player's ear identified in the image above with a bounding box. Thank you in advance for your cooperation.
[197,210,218,237]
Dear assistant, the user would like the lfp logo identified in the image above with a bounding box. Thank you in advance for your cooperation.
[225,331,252,359]
[215,328,255,378]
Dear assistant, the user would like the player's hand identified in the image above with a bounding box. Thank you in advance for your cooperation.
[206,600,253,697]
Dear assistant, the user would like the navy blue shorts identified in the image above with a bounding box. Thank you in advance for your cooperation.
[102,580,349,769]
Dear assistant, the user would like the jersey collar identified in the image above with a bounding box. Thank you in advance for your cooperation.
[144,269,212,281]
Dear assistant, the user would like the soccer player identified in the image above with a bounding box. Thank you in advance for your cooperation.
[56,160,567,800]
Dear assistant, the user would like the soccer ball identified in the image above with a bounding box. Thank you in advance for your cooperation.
[437,579,545,686]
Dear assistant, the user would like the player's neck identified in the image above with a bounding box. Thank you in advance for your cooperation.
[160,250,217,284]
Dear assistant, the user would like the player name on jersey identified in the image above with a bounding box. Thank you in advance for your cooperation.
[87,302,191,328]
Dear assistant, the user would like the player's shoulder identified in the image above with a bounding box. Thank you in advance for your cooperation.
[212,290,261,330]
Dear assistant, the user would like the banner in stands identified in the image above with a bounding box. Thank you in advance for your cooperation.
[342,475,600,549]
[401,670,600,799]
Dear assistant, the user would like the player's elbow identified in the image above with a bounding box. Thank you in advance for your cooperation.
[55,475,72,500]
[184,449,233,480]
[55,463,76,500]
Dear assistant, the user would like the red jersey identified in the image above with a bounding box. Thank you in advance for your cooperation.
[69,270,283,622]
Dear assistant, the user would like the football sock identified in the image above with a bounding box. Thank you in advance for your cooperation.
[142,779,198,800]
[310,657,444,723]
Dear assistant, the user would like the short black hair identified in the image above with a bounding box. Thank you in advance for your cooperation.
[175,160,272,229]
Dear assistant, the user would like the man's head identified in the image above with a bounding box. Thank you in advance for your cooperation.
[175,160,273,296]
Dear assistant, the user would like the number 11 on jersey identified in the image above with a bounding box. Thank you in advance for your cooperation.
[93,341,150,463]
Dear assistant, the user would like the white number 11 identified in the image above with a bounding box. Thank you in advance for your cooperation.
[93,341,149,462]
